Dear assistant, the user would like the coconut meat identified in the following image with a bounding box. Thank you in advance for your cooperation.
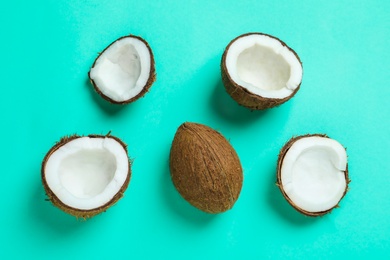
[226,34,302,99]
[280,136,347,213]
[89,37,151,102]
[44,137,129,210]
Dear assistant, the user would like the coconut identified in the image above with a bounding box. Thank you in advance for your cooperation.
[221,33,303,110]
[277,134,349,216]
[89,35,156,104]
[41,134,131,218]
[169,122,243,213]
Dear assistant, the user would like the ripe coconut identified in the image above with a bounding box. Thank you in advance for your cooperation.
[277,134,349,216]
[221,33,303,110]
[169,122,243,213]
[89,35,156,104]
[41,134,131,218]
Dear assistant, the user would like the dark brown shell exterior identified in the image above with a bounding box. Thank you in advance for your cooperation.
[169,122,243,214]
[221,32,302,110]
[41,134,131,218]
[88,35,156,105]
[276,134,350,217]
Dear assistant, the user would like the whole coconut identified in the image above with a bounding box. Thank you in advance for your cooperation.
[169,122,243,213]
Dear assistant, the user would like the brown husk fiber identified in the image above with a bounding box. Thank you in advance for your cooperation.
[276,134,350,217]
[89,35,156,105]
[41,134,131,219]
[169,122,243,214]
[221,32,302,110]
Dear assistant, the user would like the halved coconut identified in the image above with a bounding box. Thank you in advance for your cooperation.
[277,134,349,216]
[89,35,156,104]
[41,134,131,218]
[221,33,303,110]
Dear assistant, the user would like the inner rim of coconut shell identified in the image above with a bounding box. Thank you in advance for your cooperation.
[225,34,302,99]
[89,36,152,102]
[280,136,347,213]
[44,137,129,210]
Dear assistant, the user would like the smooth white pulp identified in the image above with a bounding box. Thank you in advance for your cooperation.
[226,34,302,99]
[59,149,116,199]
[237,44,290,91]
[44,137,129,210]
[90,37,151,102]
[281,136,347,212]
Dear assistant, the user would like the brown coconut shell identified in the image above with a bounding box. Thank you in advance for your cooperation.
[221,32,302,110]
[169,122,243,214]
[276,134,350,217]
[88,35,156,105]
[41,134,131,218]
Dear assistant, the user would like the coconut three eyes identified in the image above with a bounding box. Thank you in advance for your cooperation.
[277,134,349,216]
[221,33,303,110]
[170,122,243,214]
[41,135,131,218]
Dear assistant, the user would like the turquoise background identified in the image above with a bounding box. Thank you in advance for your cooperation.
[1,0,389,259]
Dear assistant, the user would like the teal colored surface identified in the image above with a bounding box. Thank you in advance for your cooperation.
[1,0,389,259]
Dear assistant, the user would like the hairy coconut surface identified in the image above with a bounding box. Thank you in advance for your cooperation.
[277,134,349,217]
[221,33,302,110]
[42,134,131,218]
[89,35,156,104]
[170,122,243,213]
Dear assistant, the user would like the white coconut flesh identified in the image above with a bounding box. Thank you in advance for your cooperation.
[44,137,129,210]
[280,136,347,213]
[225,34,302,99]
[89,37,152,102]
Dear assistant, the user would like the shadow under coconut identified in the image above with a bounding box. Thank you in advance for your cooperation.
[85,77,131,115]
[265,164,319,226]
[209,80,269,124]
[29,181,92,235]
[160,159,217,226]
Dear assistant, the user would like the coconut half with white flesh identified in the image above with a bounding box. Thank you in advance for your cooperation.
[89,35,156,104]
[41,134,131,218]
[221,33,303,110]
[277,134,349,216]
